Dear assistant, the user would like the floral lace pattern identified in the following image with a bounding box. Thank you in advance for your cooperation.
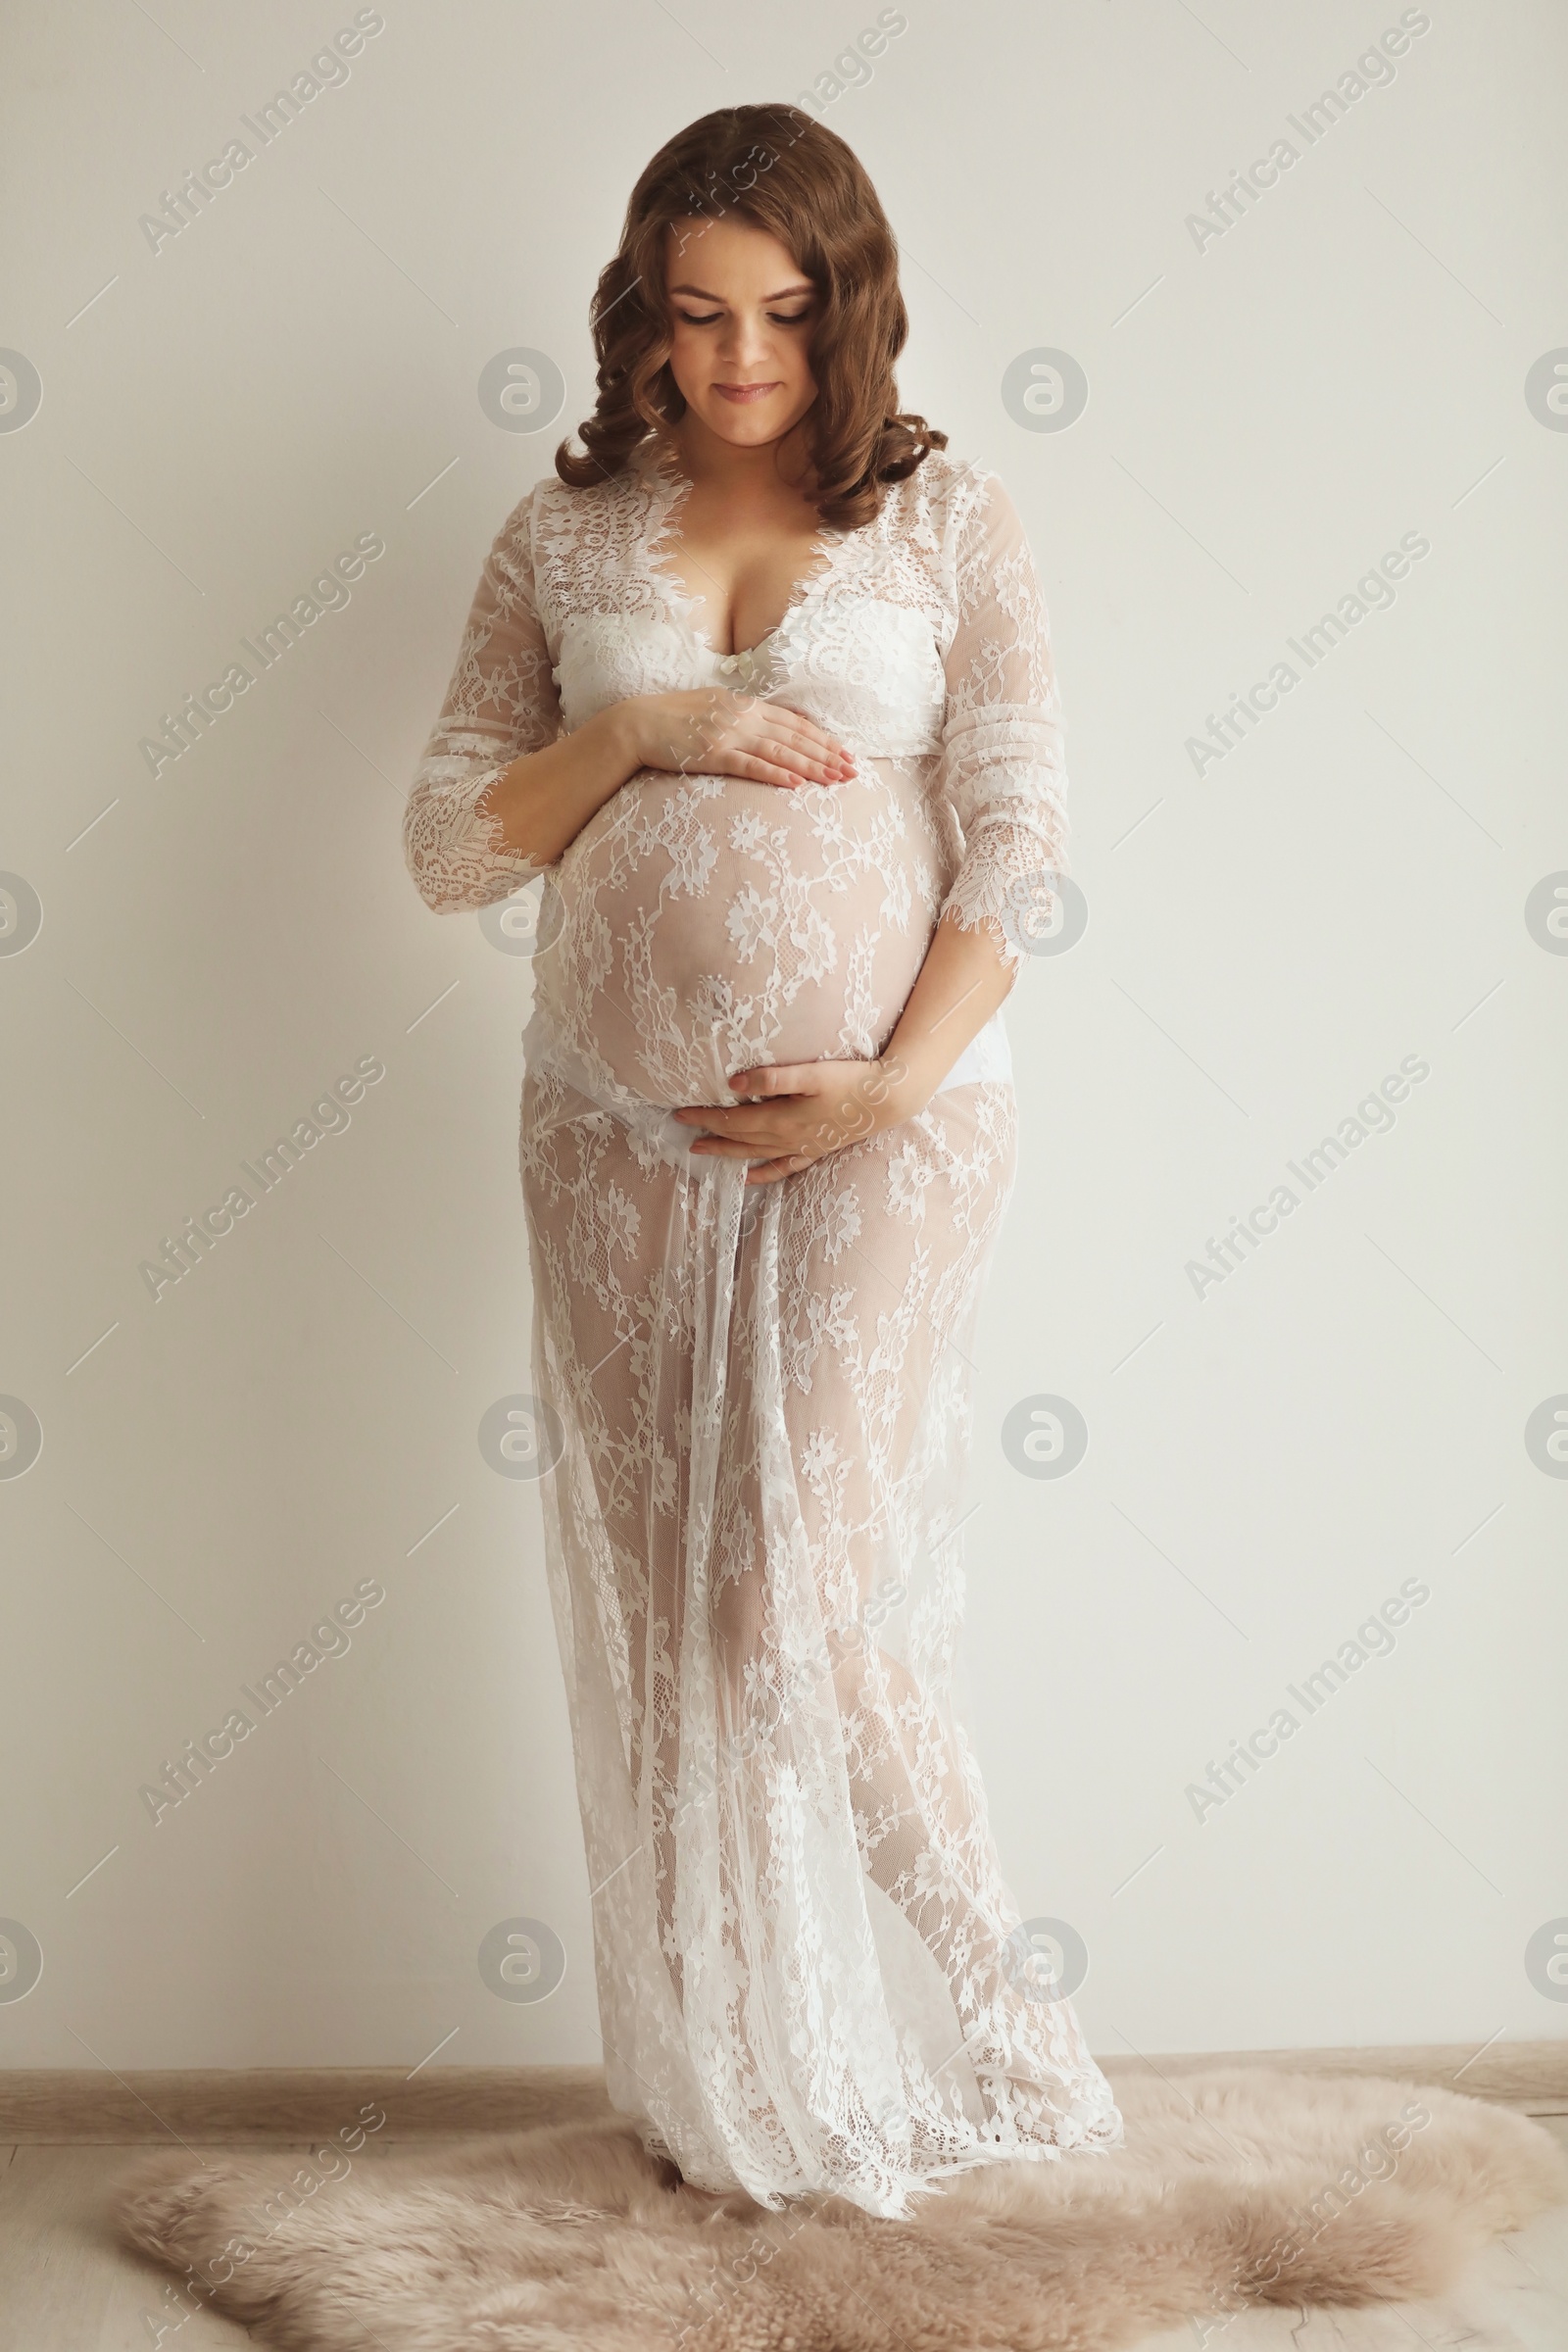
[404,443,1122,2217]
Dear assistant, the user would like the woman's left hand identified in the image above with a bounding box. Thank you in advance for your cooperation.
[671,1055,926,1185]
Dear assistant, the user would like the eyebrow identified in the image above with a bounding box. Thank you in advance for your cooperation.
[668,282,816,302]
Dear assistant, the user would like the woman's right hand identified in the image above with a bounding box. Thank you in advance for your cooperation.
[620,690,858,791]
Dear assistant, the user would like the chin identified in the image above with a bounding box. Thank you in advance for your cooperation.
[700,393,809,443]
[706,410,787,444]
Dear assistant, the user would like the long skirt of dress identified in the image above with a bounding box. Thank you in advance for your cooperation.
[517,1005,1125,2219]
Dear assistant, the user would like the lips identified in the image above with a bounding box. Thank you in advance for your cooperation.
[713,383,779,402]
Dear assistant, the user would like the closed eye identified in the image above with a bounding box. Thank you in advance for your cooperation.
[675,309,813,326]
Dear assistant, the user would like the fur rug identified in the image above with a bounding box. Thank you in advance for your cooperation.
[114,2065,1568,2352]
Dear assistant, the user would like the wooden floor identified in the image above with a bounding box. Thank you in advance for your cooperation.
[3,2118,1565,2350]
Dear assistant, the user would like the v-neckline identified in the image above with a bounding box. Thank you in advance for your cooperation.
[634,440,847,662]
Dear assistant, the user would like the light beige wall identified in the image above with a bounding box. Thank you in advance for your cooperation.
[2,0,1565,2070]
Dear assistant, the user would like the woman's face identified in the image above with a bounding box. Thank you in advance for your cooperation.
[662,215,820,456]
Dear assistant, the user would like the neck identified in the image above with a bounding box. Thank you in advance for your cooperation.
[672,411,817,501]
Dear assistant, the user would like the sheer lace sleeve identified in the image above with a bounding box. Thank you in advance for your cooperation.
[403,486,562,911]
[933,471,1070,974]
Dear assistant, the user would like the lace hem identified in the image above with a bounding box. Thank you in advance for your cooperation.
[403,745,546,912]
[938,824,1071,975]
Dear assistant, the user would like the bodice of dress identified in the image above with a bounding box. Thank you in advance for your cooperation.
[550,587,948,766]
[403,440,1073,994]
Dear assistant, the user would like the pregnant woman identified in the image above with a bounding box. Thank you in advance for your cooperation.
[404,102,1123,2218]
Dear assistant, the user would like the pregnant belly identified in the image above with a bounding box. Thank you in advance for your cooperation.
[537,764,943,1108]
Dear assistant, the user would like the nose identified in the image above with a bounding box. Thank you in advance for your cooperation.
[715,310,773,370]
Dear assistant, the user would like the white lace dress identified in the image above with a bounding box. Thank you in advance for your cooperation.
[404,439,1125,2217]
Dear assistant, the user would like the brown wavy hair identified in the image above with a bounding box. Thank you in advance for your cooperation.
[554,103,946,530]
